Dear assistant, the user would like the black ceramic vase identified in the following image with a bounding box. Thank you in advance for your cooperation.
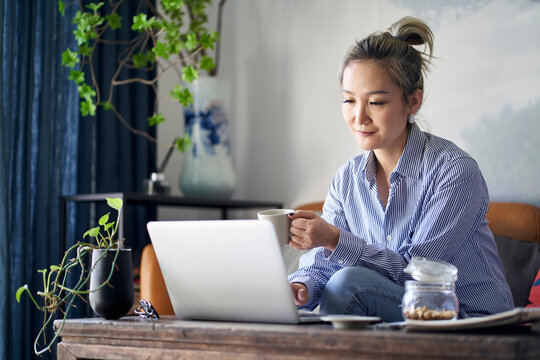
[89,248,134,320]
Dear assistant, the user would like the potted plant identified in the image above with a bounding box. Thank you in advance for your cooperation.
[16,197,132,356]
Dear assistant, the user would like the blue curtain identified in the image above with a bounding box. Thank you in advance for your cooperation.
[1,1,156,359]
[0,1,79,359]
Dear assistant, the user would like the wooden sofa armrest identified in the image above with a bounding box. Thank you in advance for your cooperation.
[140,244,174,315]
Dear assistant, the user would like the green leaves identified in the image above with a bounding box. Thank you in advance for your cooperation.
[132,14,156,32]
[78,83,97,116]
[100,101,113,110]
[78,44,92,57]
[132,52,154,68]
[200,55,216,73]
[148,113,166,127]
[78,83,95,100]
[184,33,198,51]
[82,198,122,247]
[99,213,110,226]
[68,2,107,49]
[200,31,218,50]
[175,134,192,152]
[131,13,147,31]
[68,70,85,84]
[58,1,66,16]
[152,41,169,59]
[85,2,104,12]
[61,49,79,68]
[162,0,184,13]
[50,265,61,272]
[73,9,103,45]
[80,101,96,117]
[83,226,100,238]
[170,85,193,107]
[106,197,123,211]
[15,285,28,303]
[106,12,122,30]
[181,65,198,83]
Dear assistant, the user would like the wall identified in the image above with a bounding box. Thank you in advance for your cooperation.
[157,0,540,221]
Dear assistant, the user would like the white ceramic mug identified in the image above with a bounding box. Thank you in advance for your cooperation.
[257,209,295,246]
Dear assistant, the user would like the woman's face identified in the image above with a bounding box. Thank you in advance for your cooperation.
[341,61,419,156]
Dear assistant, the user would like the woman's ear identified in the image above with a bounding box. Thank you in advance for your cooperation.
[409,89,423,114]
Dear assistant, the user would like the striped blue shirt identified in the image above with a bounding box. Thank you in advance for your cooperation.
[288,123,514,318]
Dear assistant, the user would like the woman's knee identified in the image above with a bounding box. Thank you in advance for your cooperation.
[320,266,405,319]
[326,266,381,292]
[321,266,375,314]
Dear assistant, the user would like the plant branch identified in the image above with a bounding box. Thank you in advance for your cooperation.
[112,45,205,87]
[106,35,141,104]
[111,105,159,144]
[144,0,163,18]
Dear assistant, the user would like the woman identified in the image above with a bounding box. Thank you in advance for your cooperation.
[287,17,514,321]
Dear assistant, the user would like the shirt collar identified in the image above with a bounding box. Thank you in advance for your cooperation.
[394,123,424,180]
[360,123,425,182]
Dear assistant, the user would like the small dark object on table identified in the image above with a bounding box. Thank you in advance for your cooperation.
[135,299,159,319]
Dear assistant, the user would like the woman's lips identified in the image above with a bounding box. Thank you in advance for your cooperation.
[356,130,374,136]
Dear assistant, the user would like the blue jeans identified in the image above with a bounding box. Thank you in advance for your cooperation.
[320,266,405,322]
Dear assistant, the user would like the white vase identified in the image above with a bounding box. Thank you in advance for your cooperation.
[179,77,236,198]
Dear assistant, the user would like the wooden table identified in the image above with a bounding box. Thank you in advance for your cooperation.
[54,316,540,360]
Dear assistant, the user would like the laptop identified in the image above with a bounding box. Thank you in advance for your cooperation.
[146,219,321,324]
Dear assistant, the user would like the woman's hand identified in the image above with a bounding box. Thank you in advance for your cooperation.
[288,210,340,251]
[290,282,309,306]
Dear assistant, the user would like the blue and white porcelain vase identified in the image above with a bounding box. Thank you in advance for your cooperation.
[180,77,236,198]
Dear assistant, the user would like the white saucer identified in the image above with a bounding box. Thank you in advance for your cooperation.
[321,315,382,329]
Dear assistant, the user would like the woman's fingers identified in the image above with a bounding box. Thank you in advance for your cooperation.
[288,210,340,251]
[289,210,318,220]
[288,235,312,250]
[290,282,309,306]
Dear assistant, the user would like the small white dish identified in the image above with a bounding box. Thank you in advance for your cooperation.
[321,315,382,329]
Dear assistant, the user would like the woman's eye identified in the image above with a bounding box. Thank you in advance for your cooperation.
[342,99,354,104]
[370,101,385,106]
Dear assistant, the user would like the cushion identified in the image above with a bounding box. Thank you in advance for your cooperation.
[494,234,540,307]
[527,269,540,308]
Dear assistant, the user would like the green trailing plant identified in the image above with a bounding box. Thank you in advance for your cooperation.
[58,0,227,151]
[16,198,125,356]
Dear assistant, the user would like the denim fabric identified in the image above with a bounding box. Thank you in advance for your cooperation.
[320,266,405,322]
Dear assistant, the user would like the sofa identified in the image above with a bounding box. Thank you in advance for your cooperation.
[139,201,540,315]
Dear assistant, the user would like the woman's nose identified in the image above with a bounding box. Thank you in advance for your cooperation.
[354,105,370,124]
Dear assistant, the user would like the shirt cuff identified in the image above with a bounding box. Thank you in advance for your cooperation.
[323,229,363,266]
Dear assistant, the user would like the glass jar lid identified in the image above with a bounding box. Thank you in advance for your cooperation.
[404,257,458,283]
[404,280,455,291]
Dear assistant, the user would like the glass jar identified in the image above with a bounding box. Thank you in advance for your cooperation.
[402,257,459,321]
[402,281,458,320]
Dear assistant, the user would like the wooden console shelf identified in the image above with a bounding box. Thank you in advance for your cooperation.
[60,192,282,255]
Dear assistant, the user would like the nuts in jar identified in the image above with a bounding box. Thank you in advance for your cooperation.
[403,305,458,320]
[401,281,459,321]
